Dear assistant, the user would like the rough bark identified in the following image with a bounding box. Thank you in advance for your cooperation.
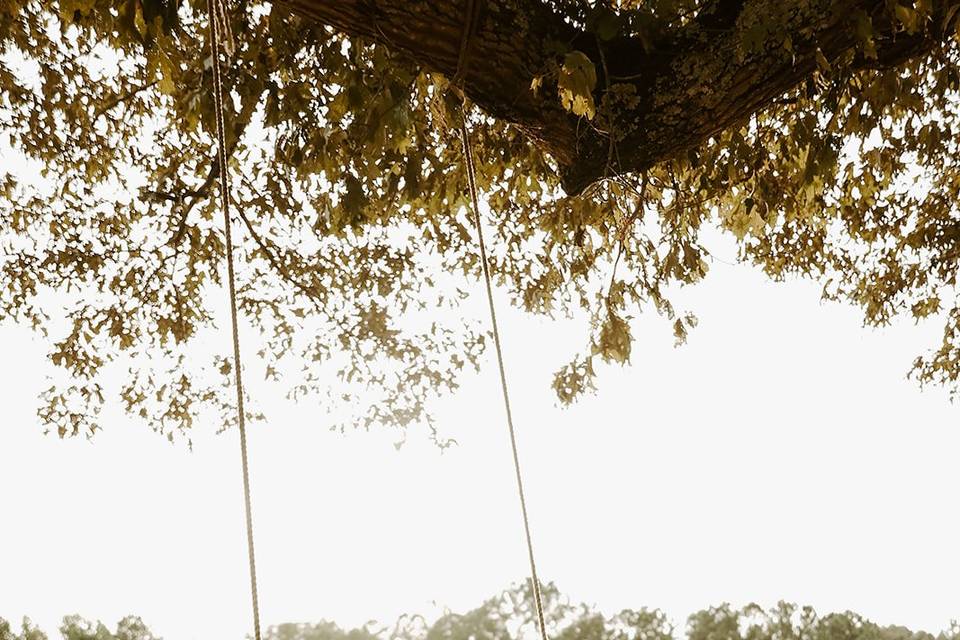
[277,0,960,193]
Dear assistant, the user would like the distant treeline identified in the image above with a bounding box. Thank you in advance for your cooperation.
[3,584,957,640]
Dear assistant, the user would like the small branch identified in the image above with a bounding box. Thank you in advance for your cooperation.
[234,202,325,304]
[94,81,159,119]
[606,172,648,304]
[279,0,960,194]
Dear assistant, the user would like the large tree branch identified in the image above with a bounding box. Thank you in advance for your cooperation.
[277,0,960,194]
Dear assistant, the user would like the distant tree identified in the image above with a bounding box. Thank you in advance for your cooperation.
[261,583,671,640]
[0,618,48,640]
[59,616,158,640]
[2,590,956,640]
[264,621,379,640]
[111,617,159,640]
[0,617,157,640]
[259,586,955,640]
[879,626,939,640]
[686,602,959,640]
[58,616,112,640]
[686,604,741,640]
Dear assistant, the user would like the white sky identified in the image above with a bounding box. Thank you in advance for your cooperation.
[2,12,959,639]
[2,229,959,639]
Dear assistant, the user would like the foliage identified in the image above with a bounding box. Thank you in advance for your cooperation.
[0,617,48,640]
[0,584,960,640]
[557,51,598,120]
[3,585,956,640]
[0,616,158,640]
[253,590,960,640]
[1,0,960,438]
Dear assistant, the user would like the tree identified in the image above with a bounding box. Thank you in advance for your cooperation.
[59,616,159,640]
[254,586,956,640]
[262,621,379,640]
[684,603,957,640]
[0,616,158,640]
[0,593,956,640]
[262,583,671,640]
[0,618,48,640]
[1,0,959,438]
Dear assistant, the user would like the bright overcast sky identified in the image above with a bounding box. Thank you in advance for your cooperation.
[2,224,959,639]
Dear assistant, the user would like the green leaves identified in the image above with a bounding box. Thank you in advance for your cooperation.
[558,51,597,119]
[1,590,955,640]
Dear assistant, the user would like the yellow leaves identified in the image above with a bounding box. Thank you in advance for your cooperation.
[552,356,595,405]
[912,296,941,320]
[557,51,597,120]
[814,48,831,75]
[392,134,412,155]
[158,69,176,95]
[145,46,178,95]
[326,89,350,123]
[13,0,960,434]
[894,3,921,35]
[722,196,767,241]
[133,0,148,37]
[184,97,201,132]
[57,0,97,22]
[597,313,631,365]
[673,313,697,347]
[852,11,878,60]
[530,75,544,95]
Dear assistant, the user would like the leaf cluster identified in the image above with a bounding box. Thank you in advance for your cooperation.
[2,0,960,438]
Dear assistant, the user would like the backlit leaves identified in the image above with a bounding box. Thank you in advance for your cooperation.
[2,0,960,440]
[558,51,597,119]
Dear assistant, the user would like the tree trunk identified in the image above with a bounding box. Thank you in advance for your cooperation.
[277,0,960,193]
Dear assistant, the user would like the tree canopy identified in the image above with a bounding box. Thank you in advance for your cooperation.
[2,585,958,640]
[0,615,158,640]
[1,0,959,438]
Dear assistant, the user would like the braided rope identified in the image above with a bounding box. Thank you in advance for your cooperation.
[202,6,545,640]
[204,2,263,639]
[459,114,550,640]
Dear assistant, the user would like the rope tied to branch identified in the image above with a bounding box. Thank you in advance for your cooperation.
[201,3,546,639]
[203,1,263,639]
[454,2,550,638]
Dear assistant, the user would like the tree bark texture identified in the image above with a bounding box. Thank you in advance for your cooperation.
[277,0,960,193]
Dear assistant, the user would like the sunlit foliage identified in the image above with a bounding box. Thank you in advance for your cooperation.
[1,0,959,439]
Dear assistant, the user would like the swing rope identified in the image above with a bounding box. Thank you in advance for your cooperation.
[204,1,545,639]
[458,115,550,640]
[204,1,263,639]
